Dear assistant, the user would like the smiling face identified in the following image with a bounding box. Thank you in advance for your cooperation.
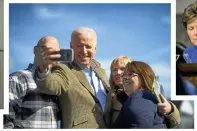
[187,17,197,46]
[122,71,141,96]
[111,59,129,88]
[71,31,96,68]
[121,61,155,96]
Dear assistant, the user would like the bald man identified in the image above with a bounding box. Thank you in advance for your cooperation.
[36,27,112,128]
[4,36,60,129]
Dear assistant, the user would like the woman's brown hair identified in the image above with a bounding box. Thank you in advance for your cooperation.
[124,61,155,92]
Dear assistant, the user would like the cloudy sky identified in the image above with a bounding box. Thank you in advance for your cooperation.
[9,3,172,98]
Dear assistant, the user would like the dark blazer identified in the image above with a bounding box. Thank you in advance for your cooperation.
[112,90,166,129]
[36,60,112,128]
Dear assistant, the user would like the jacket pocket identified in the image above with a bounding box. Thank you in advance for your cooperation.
[73,115,88,128]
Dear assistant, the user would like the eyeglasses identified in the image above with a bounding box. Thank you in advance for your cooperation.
[121,72,138,79]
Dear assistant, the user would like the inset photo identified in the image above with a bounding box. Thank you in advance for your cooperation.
[176,0,197,95]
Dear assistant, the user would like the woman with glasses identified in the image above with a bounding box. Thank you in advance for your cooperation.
[112,61,168,128]
[110,56,180,128]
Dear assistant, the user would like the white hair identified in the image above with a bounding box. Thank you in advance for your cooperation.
[71,27,97,44]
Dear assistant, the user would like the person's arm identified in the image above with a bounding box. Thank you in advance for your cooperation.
[158,94,181,128]
[164,102,181,128]
[36,64,73,96]
[4,75,28,128]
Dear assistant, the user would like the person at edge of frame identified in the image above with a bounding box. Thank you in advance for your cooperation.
[3,36,61,129]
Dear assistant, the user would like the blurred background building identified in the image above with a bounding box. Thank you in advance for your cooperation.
[171,100,194,128]
[0,0,4,109]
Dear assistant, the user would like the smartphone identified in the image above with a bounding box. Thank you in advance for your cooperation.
[57,49,74,63]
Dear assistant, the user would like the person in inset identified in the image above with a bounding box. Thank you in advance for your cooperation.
[110,56,180,128]
[182,1,197,63]
[3,36,60,129]
[112,61,169,128]
[178,2,197,93]
[36,27,112,128]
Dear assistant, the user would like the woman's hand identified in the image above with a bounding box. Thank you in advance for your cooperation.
[157,94,172,115]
